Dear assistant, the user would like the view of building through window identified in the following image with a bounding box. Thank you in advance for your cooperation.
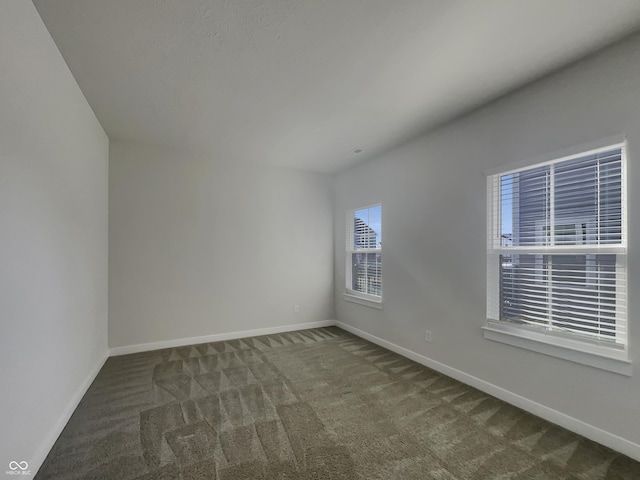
[495,146,624,342]
[349,205,382,298]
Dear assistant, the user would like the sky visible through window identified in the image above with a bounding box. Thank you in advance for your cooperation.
[354,205,382,246]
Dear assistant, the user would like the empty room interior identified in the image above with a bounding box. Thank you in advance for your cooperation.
[3,1,640,478]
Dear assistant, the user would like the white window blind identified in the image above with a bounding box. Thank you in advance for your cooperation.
[346,204,382,300]
[487,144,627,352]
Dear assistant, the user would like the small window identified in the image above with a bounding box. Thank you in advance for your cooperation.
[486,141,629,374]
[346,204,382,306]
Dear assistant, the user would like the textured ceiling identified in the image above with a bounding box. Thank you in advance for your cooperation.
[34,0,640,173]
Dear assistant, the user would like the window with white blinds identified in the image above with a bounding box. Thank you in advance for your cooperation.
[346,204,382,302]
[486,142,627,360]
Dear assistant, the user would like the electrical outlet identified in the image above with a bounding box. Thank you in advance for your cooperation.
[294,305,300,314]
[425,330,432,343]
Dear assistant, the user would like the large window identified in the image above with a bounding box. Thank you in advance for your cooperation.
[346,204,382,305]
[486,141,629,374]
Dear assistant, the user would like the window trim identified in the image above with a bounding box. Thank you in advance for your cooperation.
[343,293,384,309]
[485,137,630,374]
[346,203,382,306]
[482,323,631,376]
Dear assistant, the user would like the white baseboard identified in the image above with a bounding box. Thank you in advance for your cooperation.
[109,320,337,356]
[31,350,109,477]
[335,321,640,462]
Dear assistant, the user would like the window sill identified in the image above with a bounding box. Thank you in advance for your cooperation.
[343,293,383,310]
[482,323,631,376]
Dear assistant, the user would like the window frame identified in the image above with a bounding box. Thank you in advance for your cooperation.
[345,203,383,309]
[484,137,631,375]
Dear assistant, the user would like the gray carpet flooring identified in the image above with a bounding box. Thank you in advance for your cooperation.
[37,327,639,479]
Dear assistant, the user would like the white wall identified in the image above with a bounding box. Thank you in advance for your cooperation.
[0,1,109,474]
[334,32,640,453]
[109,141,334,348]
